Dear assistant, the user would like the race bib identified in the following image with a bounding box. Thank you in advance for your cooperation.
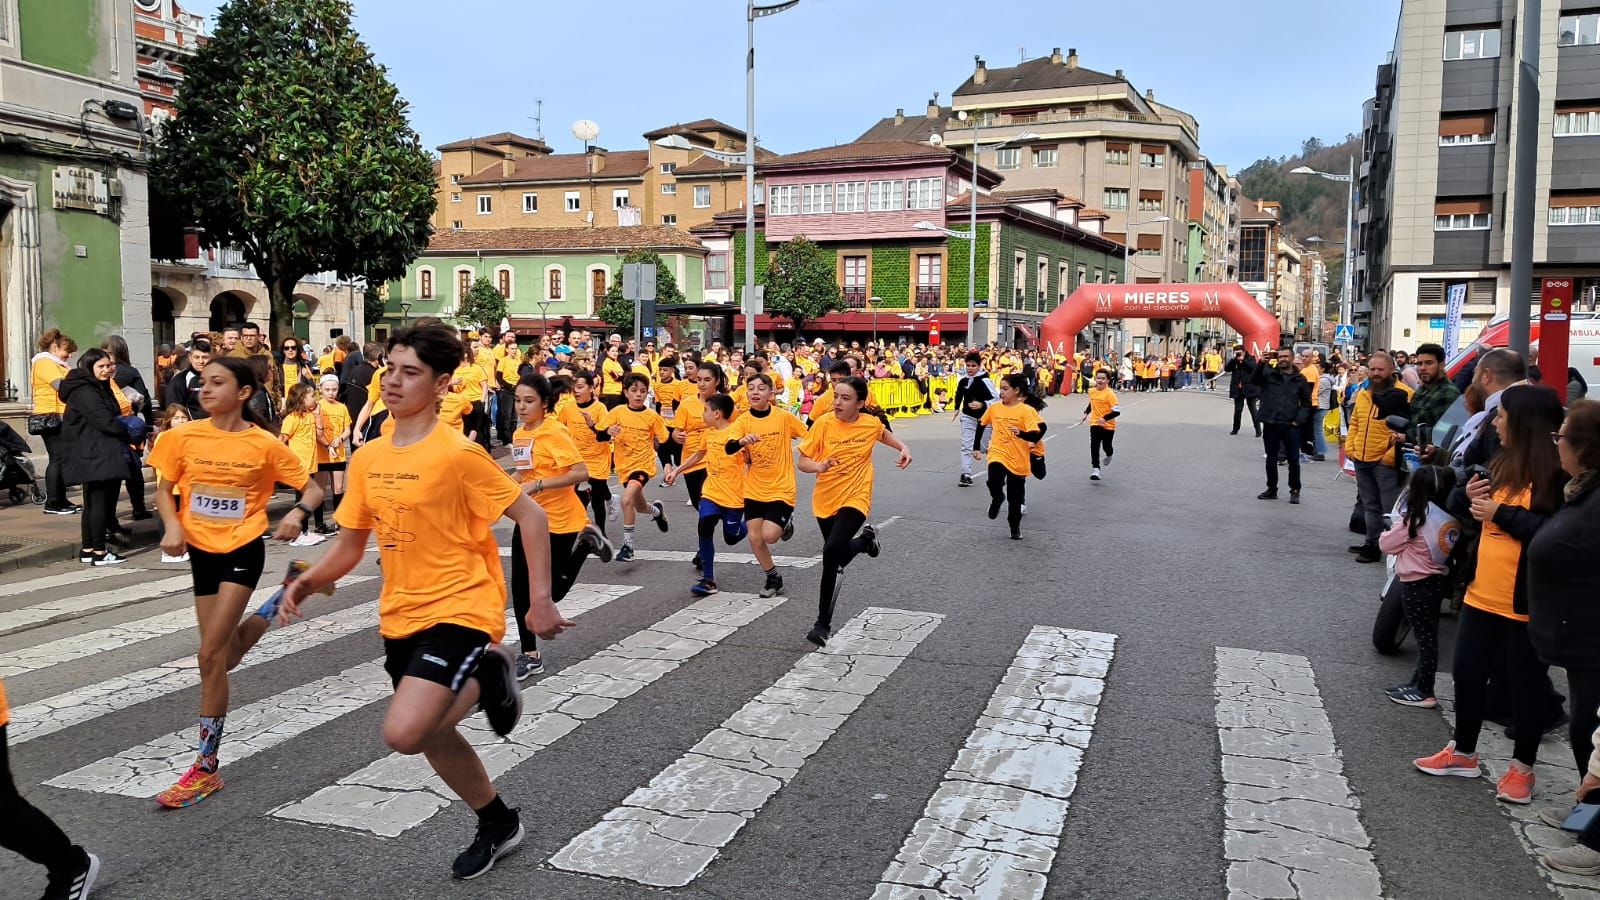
[190,483,246,521]
[510,440,534,470]
[661,403,674,420]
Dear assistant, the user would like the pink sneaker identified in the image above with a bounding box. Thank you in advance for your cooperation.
[1496,765,1535,804]
[1414,741,1480,777]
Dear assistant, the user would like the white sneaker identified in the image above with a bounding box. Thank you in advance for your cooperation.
[1090,468,1102,481]
[161,551,190,564]
[92,551,127,567]
[290,531,326,547]
[1020,504,1029,516]
[605,497,619,522]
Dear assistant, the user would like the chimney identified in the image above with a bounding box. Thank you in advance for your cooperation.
[974,56,987,85]
[1050,47,1062,64]
[894,108,905,125]
[1145,88,1156,102]
[927,97,940,118]
[1115,69,1124,80]
[1066,48,1079,69]
[501,158,514,177]
[587,146,606,175]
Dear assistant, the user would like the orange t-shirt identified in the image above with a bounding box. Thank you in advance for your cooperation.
[559,400,612,478]
[809,387,834,422]
[0,677,9,729]
[601,358,626,396]
[728,406,807,504]
[511,418,589,534]
[280,410,319,472]
[654,377,689,420]
[980,402,1044,478]
[317,399,351,465]
[1464,485,1534,622]
[700,423,747,510]
[367,366,388,414]
[798,412,886,518]
[148,419,311,554]
[335,423,521,641]
[1086,387,1120,431]
[673,394,710,475]
[381,391,468,436]
[599,404,668,478]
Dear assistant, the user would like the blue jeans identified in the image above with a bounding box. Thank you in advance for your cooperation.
[1310,408,1328,457]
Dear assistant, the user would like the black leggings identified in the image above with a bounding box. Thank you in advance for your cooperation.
[1567,668,1600,778]
[1400,573,1451,695]
[682,469,706,507]
[1451,604,1549,765]
[0,725,78,877]
[585,478,611,536]
[1090,425,1114,467]
[658,429,683,468]
[468,401,491,452]
[40,430,68,506]
[510,527,588,653]
[816,507,870,632]
[79,479,118,552]
[123,451,149,516]
[987,462,1026,533]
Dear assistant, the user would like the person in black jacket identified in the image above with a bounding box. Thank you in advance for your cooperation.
[58,350,132,566]
[102,335,154,521]
[1251,347,1312,503]
[165,339,212,420]
[1224,348,1261,436]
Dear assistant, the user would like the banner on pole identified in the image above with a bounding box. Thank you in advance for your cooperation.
[1442,282,1467,357]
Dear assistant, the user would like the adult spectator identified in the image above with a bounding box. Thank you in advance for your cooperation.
[1298,349,1322,460]
[226,322,267,358]
[1225,348,1261,437]
[1252,347,1312,503]
[219,325,240,355]
[1309,357,1336,462]
[30,328,77,515]
[1413,385,1566,804]
[1410,342,1460,460]
[165,339,211,420]
[1570,368,1590,402]
[101,335,155,520]
[58,349,132,566]
[244,354,280,428]
[1450,349,1527,474]
[1347,351,1413,562]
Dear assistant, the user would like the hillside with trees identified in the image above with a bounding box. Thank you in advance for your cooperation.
[1236,135,1362,310]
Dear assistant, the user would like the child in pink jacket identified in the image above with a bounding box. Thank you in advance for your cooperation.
[1377,465,1462,708]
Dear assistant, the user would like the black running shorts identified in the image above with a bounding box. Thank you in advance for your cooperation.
[624,469,651,486]
[317,461,347,473]
[382,623,491,692]
[187,540,266,596]
[742,499,794,527]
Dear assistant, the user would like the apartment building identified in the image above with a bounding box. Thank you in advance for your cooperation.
[435,119,759,233]
[1356,0,1600,351]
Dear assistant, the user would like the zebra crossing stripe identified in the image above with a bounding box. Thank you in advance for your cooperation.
[45,585,634,796]
[0,575,192,637]
[0,567,131,600]
[548,606,944,888]
[0,575,377,679]
[1214,648,1382,899]
[267,590,784,837]
[871,626,1116,900]
[482,546,824,567]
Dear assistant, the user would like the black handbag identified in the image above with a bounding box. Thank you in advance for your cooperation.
[26,413,60,435]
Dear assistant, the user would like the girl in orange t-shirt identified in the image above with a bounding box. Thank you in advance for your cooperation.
[978,373,1046,541]
[279,383,326,548]
[797,375,912,647]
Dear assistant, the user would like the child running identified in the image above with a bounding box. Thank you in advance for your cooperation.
[280,324,574,880]
[313,375,351,535]
[279,383,328,547]
[1081,369,1121,481]
[151,404,192,564]
[148,357,323,808]
[728,373,808,597]
[1376,465,1460,708]
[2,676,100,899]
[509,373,612,680]
[672,361,728,513]
[976,373,1045,540]
[666,392,747,596]
[560,372,616,531]
[595,373,670,561]
[797,376,912,646]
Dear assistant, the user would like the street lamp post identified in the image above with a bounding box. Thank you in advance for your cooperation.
[1290,160,1356,337]
[868,295,884,346]
[537,300,553,341]
[744,0,800,356]
[399,299,412,326]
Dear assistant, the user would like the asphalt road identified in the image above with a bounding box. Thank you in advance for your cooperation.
[0,390,1586,899]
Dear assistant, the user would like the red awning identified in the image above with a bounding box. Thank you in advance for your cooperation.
[1014,323,1037,342]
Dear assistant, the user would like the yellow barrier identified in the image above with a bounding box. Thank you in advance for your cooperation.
[859,377,953,419]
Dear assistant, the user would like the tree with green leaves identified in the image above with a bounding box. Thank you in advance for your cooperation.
[597,249,683,332]
[456,276,509,333]
[762,236,841,337]
[154,0,436,343]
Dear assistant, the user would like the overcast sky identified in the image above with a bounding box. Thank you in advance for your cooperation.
[178,0,1400,171]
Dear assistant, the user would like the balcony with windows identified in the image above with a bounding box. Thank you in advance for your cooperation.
[915,289,941,309]
[843,286,867,308]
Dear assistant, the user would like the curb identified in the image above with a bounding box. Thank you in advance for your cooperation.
[0,541,80,573]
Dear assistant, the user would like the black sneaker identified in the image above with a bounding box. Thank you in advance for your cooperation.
[577,524,613,563]
[691,553,702,570]
[651,500,669,532]
[78,550,94,564]
[806,625,830,647]
[781,515,795,542]
[514,652,543,682]
[1348,544,1366,554]
[1009,528,1022,540]
[760,571,784,598]
[858,524,880,559]
[614,543,635,562]
[130,509,154,521]
[1257,490,1277,500]
[451,813,524,880]
[44,504,80,516]
[987,496,1003,520]
[1387,685,1437,708]
[42,847,100,900]
[958,474,974,487]
[1354,547,1382,564]
[476,644,522,738]
[1289,491,1301,505]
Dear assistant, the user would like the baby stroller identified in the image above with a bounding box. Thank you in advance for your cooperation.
[0,420,45,505]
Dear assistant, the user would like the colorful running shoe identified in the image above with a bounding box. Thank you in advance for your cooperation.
[155,764,223,808]
[1496,765,1535,804]
[1413,741,1480,777]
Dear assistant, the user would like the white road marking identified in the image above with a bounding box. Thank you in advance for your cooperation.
[0,575,374,679]
[875,515,902,529]
[1434,675,1600,897]
[871,626,1115,899]
[489,546,821,568]
[0,575,192,637]
[268,591,783,837]
[0,567,133,599]
[1214,647,1381,899]
[46,585,635,796]
[548,606,944,888]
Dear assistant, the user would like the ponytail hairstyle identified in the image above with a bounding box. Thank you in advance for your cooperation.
[548,374,573,400]
[1002,372,1046,410]
[697,360,728,393]
[839,375,891,427]
[1404,465,1457,539]
[210,356,273,430]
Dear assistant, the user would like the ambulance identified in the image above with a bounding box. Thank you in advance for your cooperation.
[1444,310,1600,387]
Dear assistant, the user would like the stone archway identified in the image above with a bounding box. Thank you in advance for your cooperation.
[151,286,183,350]
[1041,282,1282,356]
[292,294,319,344]
[209,291,254,333]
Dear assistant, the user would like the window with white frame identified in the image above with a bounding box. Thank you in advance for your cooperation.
[994,148,1020,170]
[1550,197,1600,225]
[612,189,630,209]
[1138,193,1163,213]
[1059,262,1071,303]
[836,181,866,212]
[547,267,564,300]
[754,182,765,204]
[768,184,800,215]
[906,177,942,210]
[868,179,904,212]
[496,267,513,299]
[451,174,462,184]
[450,220,463,230]
[1560,13,1600,46]
[1556,107,1600,137]
[564,191,580,212]
[661,162,677,174]
[419,268,434,300]
[661,214,678,225]
[1033,147,1058,168]
[1103,188,1130,211]
[1439,111,1496,145]
[1444,28,1500,60]
[523,192,538,214]
[1105,144,1130,166]
[661,183,677,195]
[707,252,729,289]
[477,195,492,215]
[1434,211,1492,230]
[450,192,461,203]
[801,183,833,214]
[1013,252,1026,306]
[693,185,712,208]
[1036,256,1048,306]
[1139,149,1164,168]
[456,268,473,299]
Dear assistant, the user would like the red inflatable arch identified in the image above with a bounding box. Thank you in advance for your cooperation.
[1039,282,1282,356]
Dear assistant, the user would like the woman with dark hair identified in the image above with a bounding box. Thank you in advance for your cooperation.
[102,335,155,520]
[30,328,76,515]
[1415,385,1568,805]
[244,354,280,431]
[58,349,132,565]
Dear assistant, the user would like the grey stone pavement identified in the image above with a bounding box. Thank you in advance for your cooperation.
[0,390,1582,899]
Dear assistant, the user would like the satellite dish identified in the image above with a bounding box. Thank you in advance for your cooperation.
[571,119,601,142]
[928,133,943,146]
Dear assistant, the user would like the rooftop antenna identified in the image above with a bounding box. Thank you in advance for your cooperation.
[530,99,545,143]
[1019,45,1026,62]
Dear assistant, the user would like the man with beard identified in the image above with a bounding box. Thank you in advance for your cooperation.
[1346,351,1413,563]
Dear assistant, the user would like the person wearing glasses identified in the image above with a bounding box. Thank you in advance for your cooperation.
[278,339,314,398]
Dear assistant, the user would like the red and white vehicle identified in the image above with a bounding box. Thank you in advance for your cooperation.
[1444,311,1600,385]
